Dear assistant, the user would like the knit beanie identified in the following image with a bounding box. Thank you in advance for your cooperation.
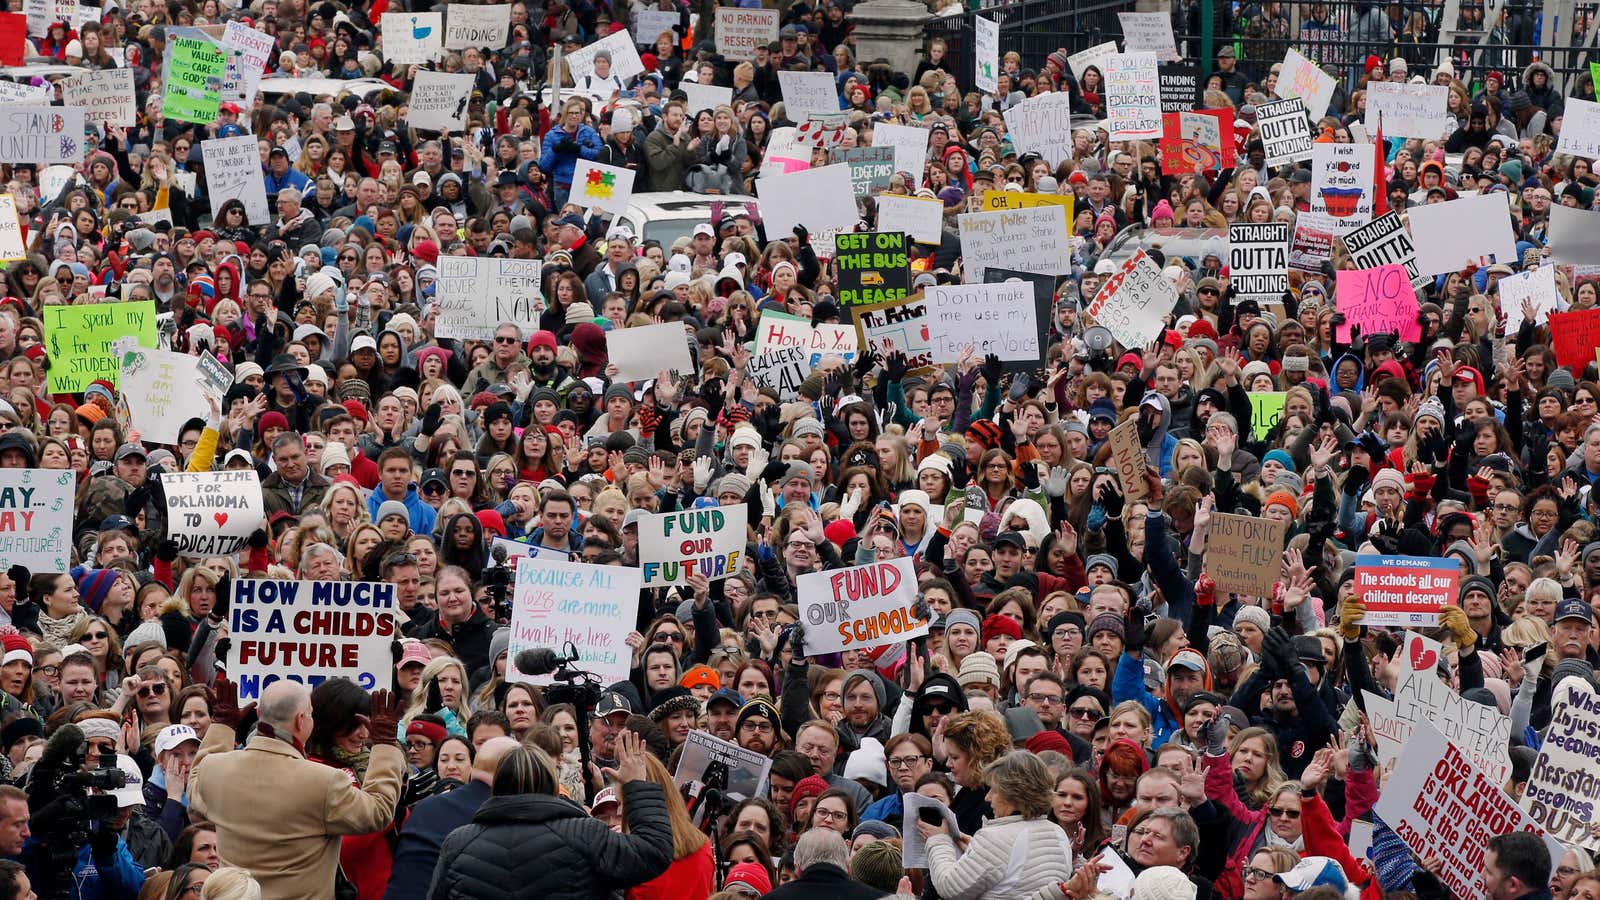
[1135,866,1197,900]
[981,613,1022,642]
[1233,605,1271,634]
[789,775,829,819]
[851,838,905,893]
[957,651,1000,688]
[1264,490,1299,518]
[1371,467,1407,495]
[73,567,118,613]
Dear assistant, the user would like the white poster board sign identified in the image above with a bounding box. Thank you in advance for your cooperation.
[219,21,276,107]
[797,558,928,654]
[161,470,264,559]
[1391,631,1513,784]
[0,194,25,262]
[566,29,645,83]
[1104,52,1161,141]
[1523,676,1600,849]
[1002,92,1076,167]
[1366,81,1450,139]
[445,3,512,50]
[0,107,83,165]
[382,12,443,64]
[1257,97,1312,166]
[1067,40,1117,80]
[202,134,270,225]
[1499,264,1561,332]
[1342,211,1427,289]
[1118,12,1179,60]
[1549,203,1600,264]
[715,7,778,61]
[1279,47,1336,120]
[1228,222,1289,302]
[0,469,73,573]
[1409,193,1518,275]
[926,282,1039,364]
[229,579,396,700]
[569,158,637,216]
[756,163,857,255]
[118,347,210,445]
[62,68,135,126]
[434,256,543,341]
[681,81,733,115]
[1309,141,1374,234]
[405,70,475,133]
[631,10,680,46]
[639,506,748,587]
[957,206,1071,283]
[876,195,944,245]
[778,70,840,123]
[974,15,999,92]
[871,122,930,190]
[1085,248,1178,349]
[508,556,642,685]
[605,321,693,382]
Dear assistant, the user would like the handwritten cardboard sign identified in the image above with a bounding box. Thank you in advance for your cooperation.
[1104,52,1160,141]
[1206,514,1286,598]
[925,281,1039,366]
[1107,417,1148,502]
[162,470,265,559]
[1335,264,1420,342]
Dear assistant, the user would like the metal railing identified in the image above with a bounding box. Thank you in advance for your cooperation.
[923,0,1136,87]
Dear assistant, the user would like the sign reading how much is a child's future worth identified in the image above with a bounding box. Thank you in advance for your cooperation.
[229,579,397,701]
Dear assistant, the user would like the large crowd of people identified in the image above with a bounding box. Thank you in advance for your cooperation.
[0,0,1590,899]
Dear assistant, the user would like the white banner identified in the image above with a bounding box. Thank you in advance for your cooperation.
[756,163,857,255]
[508,556,641,685]
[202,134,270,225]
[1104,52,1161,141]
[0,107,83,165]
[639,506,748,587]
[606,322,693,382]
[926,282,1040,363]
[1366,81,1450,139]
[1118,12,1179,60]
[797,558,928,655]
[62,68,135,126]
[405,70,476,133]
[230,579,397,701]
[382,12,443,64]
[434,256,543,341]
[118,348,209,445]
[957,205,1071,283]
[445,3,511,49]
[162,470,264,559]
[0,469,73,573]
[714,7,778,61]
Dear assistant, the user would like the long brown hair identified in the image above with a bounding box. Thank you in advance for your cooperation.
[619,752,708,860]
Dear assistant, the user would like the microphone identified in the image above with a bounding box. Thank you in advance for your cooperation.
[513,647,566,677]
[491,544,508,565]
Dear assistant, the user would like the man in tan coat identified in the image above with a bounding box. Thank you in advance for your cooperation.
[190,678,404,900]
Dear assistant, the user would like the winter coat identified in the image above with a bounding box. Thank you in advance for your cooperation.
[385,782,491,900]
[925,815,1075,900]
[426,782,674,900]
[627,841,716,900]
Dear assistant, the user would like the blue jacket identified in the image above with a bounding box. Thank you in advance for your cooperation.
[1113,651,1179,749]
[20,833,147,900]
[383,780,490,900]
[539,123,603,186]
[368,485,437,535]
[860,792,905,824]
[264,168,310,197]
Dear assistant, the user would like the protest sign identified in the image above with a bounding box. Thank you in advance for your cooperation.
[1157,62,1200,113]
[1084,249,1177,349]
[1353,554,1455,626]
[1341,212,1427,289]
[195,351,232,400]
[1159,109,1233,174]
[20,0,44,36]
[1550,204,1600,265]
[985,268,1057,360]
[565,30,645,83]
[758,126,810,178]
[795,113,850,149]
[835,232,909,307]
[1279,47,1336,120]
[778,70,839,123]
[1249,392,1287,440]
[798,558,927,655]
[508,556,641,685]
[202,134,270,225]
[569,159,636,216]
[0,81,50,105]
[1499,265,1560,332]
[631,10,679,46]
[1390,631,1513,783]
[405,70,475,133]
[434,256,543,341]
[0,13,23,65]
[0,469,73,573]
[836,146,895,198]
[1560,97,1600,160]
[162,470,265,559]
[1206,513,1287,598]
[1002,92,1076,166]
[0,106,82,165]
[871,122,931,190]
[1228,223,1288,302]
[714,7,778,61]
[606,322,693,382]
[902,793,962,868]
[1067,40,1117,80]
[1310,142,1374,233]
[1523,677,1600,848]
[1105,52,1160,141]
[382,12,442,64]
[1410,193,1518,275]
[1257,98,1312,165]
[161,36,225,123]
[0,195,24,262]
[229,579,396,701]
[754,310,812,357]
[979,191,1075,220]
[674,730,772,801]
[746,345,809,401]
[218,21,276,107]
[1551,308,1600,368]
[1374,718,1561,900]
[1335,265,1420,342]
[975,15,999,91]
[757,164,856,255]
[639,506,748,587]
[853,295,935,373]
[118,348,210,445]
[45,302,156,393]
[63,68,135,126]
[680,82,732,116]
[876,195,943,245]
[445,3,511,49]
[1118,12,1179,59]
[1107,417,1149,502]
[1289,210,1336,273]
[1366,82,1450,139]
[957,206,1071,283]
[926,282,1039,366]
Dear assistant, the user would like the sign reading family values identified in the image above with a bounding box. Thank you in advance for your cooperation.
[229,579,397,701]
[0,469,73,573]
[638,506,748,587]
[161,470,265,559]
[798,558,927,654]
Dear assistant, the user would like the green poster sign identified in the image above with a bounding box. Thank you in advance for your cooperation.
[45,301,158,393]
[162,36,226,124]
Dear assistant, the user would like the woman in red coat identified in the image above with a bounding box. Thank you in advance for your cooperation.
[623,753,714,900]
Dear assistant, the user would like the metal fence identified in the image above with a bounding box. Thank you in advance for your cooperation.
[923,0,1135,87]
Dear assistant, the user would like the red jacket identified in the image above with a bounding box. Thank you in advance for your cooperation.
[627,842,714,900]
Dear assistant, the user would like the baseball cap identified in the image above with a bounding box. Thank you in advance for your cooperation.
[1275,857,1350,894]
[1557,598,1594,625]
[596,691,633,718]
[114,442,147,461]
[107,755,146,809]
[350,334,378,353]
[692,223,715,238]
[1168,649,1207,672]
[706,687,744,709]
[993,531,1027,550]
[590,786,620,812]
[398,641,432,668]
[154,724,200,755]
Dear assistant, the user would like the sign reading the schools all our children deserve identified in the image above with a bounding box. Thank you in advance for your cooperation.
[1523,676,1600,848]
[161,470,265,559]
[1353,554,1454,626]
[639,506,748,587]
[798,558,927,654]
[229,579,397,701]
[1375,718,1563,900]
[44,301,157,393]
[0,469,73,573]
[509,556,641,685]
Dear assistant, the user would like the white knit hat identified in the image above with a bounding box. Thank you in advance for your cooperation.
[1135,866,1197,900]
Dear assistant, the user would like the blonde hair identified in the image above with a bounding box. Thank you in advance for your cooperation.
[1228,726,1287,807]
[619,752,709,860]
[200,867,262,900]
[404,656,472,724]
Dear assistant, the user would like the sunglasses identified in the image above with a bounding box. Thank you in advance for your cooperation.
[85,631,108,640]
[138,683,167,697]
[1267,807,1301,819]
[494,336,520,344]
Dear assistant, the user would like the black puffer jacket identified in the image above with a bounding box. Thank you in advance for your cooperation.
[427,781,674,900]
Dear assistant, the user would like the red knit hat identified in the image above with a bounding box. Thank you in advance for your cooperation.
[789,775,829,819]
[982,613,1023,642]
[1,634,31,666]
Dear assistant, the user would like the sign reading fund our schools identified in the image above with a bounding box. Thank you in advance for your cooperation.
[639,506,748,587]
[509,556,640,685]
[161,470,265,559]
[229,579,397,701]
[798,558,927,654]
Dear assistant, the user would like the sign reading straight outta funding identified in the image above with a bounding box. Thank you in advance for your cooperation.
[1228,223,1288,302]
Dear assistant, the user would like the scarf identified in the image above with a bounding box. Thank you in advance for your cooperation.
[37,609,86,648]
[333,746,372,782]
[1265,828,1305,853]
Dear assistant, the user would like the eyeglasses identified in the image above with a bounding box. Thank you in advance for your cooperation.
[888,754,926,769]
[1243,867,1276,883]
[84,632,108,640]
[339,254,357,262]
[1026,692,1063,705]
[812,807,846,823]
[1267,806,1301,820]
[35,665,58,676]
[1131,825,1171,841]
[494,336,520,344]
[138,683,167,697]
[739,720,774,734]
[820,690,841,702]
[422,483,446,495]
[1492,503,1520,512]
[405,738,435,750]
[1053,627,1083,640]
[1068,706,1102,719]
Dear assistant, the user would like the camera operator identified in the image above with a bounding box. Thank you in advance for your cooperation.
[20,723,148,899]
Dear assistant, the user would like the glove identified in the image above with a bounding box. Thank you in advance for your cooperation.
[838,488,862,521]
[1018,460,1040,490]
[89,819,120,860]
[1349,730,1378,773]
[885,351,908,383]
[1042,466,1069,498]
[155,540,180,563]
[949,456,970,490]
[210,572,231,622]
[124,485,149,519]
[1338,595,1366,641]
[1097,481,1124,517]
[1264,626,1298,673]
[367,689,403,745]
[717,134,731,153]
[425,677,444,714]
[1196,574,1216,608]
[789,621,807,660]
[1201,715,1228,756]
[5,566,27,590]
[248,529,269,550]
[422,402,443,436]
[213,677,245,729]
[793,224,810,244]
[1341,466,1369,498]
[214,637,231,664]
[853,348,877,379]
[1439,604,1476,647]
[400,766,439,808]
[982,353,1002,385]
[556,138,579,154]
[1124,606,1147,652]
[692,457,714,492]
[759,480,776,518]
[743,446,769,482]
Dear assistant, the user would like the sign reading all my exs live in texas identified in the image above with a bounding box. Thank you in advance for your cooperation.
[835,232,910,306]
